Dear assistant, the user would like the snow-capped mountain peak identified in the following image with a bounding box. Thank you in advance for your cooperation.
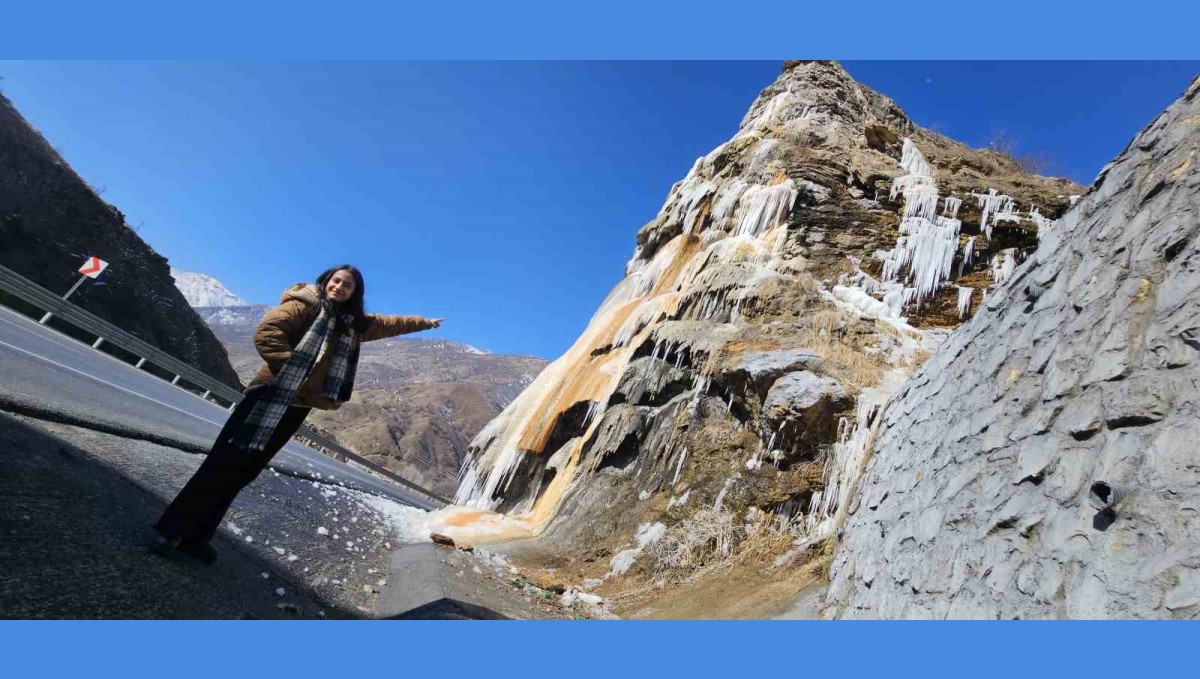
[171,269,247,308]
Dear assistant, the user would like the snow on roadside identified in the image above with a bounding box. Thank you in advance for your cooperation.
[354,490,434,544]
[608,522,667,577]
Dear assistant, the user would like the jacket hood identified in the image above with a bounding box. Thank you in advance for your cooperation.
[280,283,319,306]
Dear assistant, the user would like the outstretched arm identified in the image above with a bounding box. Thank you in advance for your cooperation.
[360,314,445,342]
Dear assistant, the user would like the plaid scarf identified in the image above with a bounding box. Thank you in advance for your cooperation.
[235,301,360,453]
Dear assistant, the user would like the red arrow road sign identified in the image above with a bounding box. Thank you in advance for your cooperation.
[78,256,109,279]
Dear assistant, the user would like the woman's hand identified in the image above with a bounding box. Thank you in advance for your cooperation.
[429,318,446,329]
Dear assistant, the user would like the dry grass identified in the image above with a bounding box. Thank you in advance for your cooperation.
[737,275,896,390]
[632,509,813,594]
[647,508,738,579]
[603,498,836,614]
[739,516,806,563]
[789,310,892,390]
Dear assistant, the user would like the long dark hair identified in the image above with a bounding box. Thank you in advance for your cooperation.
[314,264,369,333]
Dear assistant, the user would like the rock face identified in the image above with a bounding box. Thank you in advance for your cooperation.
[827,75,1200,619]
[453,60,1083,569]
[196,300,548,497]
[0,93,241,388]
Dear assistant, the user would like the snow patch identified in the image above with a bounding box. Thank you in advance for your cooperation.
[171,269,247,308]
[607,522,668,577]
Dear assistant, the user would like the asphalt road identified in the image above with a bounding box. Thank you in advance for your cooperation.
[0,304,438,510]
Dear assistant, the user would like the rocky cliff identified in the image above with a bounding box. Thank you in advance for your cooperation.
[447,59,1084,591]
[826,75,1200,619]
[0,93,241,388]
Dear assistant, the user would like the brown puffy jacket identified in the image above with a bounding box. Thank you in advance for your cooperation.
[249,284,436,410]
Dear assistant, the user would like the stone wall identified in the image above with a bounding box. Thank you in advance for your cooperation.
[827,76,1200,619]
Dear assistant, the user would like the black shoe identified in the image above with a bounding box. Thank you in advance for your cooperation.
[150,534,216,565]
[150,535,184,560]
[180,540,218,565]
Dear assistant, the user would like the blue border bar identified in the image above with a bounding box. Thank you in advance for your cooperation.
[3,1,1199,58]
[2,620,1196,676]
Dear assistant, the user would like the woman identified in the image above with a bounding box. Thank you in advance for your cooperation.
[153,264,443,564]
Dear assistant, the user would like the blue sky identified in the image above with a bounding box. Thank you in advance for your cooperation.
[1,61,1196,359]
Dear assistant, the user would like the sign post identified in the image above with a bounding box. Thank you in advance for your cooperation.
[39,256,109,324]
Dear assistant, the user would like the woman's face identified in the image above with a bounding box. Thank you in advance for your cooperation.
[325,269,356,303]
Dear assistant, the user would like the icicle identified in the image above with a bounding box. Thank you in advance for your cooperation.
[956,286,973,319]
[895,139,933,184]
[688,375,709,414]
[1028,205,1055,240]
[879,139,961,305]
[501,450,528,493]
[734,181,798,239]
[672,448,688,486]
[669,176,717,236]
[973,188,1017,240]
[957,236,975,277]
[942,195,962,219]
[711,180,749,229]
[713,479,732,512]
[991,248,1017,286]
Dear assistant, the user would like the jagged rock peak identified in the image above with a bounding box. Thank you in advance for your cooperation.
[171,268,247,308]
[744,60,911,136]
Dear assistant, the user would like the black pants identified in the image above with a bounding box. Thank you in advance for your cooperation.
[154,385,311,545]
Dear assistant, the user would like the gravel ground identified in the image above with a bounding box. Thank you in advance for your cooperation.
[0,409,409,618]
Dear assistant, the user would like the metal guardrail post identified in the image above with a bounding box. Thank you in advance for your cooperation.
[0,263,452,507]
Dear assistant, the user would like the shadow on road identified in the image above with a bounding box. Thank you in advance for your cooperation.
[0,410,362,619]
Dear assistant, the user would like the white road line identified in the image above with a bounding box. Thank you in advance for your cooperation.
[0,334,372,486]
[0,336,228,430]
[0,307,220,410]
